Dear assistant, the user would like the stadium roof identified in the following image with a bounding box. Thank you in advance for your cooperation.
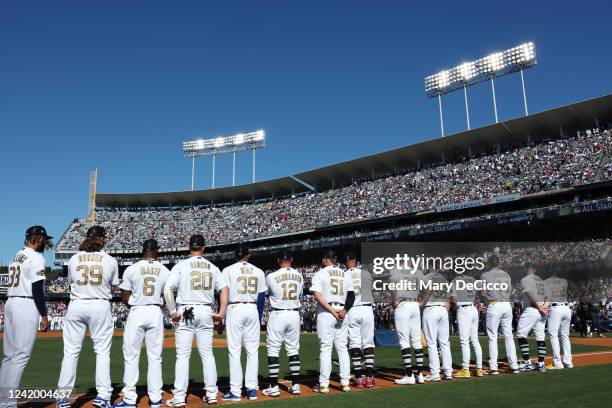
[96,93,612,208]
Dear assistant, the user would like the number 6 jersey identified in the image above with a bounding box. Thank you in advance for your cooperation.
[166,255,225,305]
[266,267,303,309]
[120,259,170,306]
[67,250,120,300]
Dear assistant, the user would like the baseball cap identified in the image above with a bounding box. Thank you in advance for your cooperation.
[525,262,536,269]
[322,249,337,261]
[235,244,251,259]
[344,251,357,262]
[25,225,53,240]
[277,250,292,261]
[143,239,159,252]
[189,234,206,249]
[86,226,106,238]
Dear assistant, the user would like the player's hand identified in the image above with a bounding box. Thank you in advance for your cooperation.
[216,322,225,335]
[170,311,182,324]
[336,309,346,320]
[39,316,49,332]
[539,306,550,316]
[212,313,225,324]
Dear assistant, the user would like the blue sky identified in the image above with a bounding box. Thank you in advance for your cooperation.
[1,0,611,264]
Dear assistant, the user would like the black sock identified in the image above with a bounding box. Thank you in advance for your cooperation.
[536,341,546,363]
[268,356,279,387]
[288,354,300,384]
[415,348,424,373]
[517,337,530,361]
[364,347,375,378]
[401,348,413,376]
[350,348,363,378]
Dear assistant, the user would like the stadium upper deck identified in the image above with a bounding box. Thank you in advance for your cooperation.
[54,94,612,264]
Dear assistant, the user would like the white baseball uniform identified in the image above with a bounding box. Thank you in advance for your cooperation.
[421,272,452,377]
[119,259,170,404]
[223,261,267,396]
[309,265,354,387]
[481,267,518,371]
[57,250,119,401]
[0,247,46,408]
[166,256,226,402]
[545,276,572,367]
[265,267,303,357]
[450,275,483,370]
[346,267,375,350]
[390,268,424,350]
[516,274,547,341]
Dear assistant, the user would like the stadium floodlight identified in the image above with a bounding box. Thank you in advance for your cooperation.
[182,129,266,189]
[425,42,537,135]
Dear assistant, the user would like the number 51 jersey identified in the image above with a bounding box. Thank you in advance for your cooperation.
[266,267,303,309]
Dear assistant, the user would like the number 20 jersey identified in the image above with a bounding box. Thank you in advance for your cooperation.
[222,261,267,303]
[67,250,120,300]
[266,267,303,309]
[166,256,225,305]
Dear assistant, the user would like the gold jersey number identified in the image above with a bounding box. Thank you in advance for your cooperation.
[330,278,344,296]
[7,265,21,287]
[143,277,156,296]
[237,276,258,294]
[75,264,103,286]
[191,271,213,291]
[281,282,298,300]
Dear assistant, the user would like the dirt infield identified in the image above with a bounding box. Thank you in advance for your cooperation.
[34,347,612,408]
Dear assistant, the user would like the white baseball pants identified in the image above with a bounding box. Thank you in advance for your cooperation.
[316,310,350,387]
[422,305,452,377]
[0,298,40,408]
[57,299,113,400]
[394,301,422,350]
[516,306,546,341]
[347,306,375,349]
[121,305,164,404]
[547,305,572,367]
[173,305,218,402]
[226,304,260,396]
[266,310,300,357]
[456,305,482,370]
[486,302,518,371]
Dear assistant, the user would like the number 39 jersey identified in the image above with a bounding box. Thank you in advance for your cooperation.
[309,265,354,312]
[67,251,120,300]
[167,256,225,305]
[222,261,267,303]
[120,259,170,306]
[7,247,46,297]
[266,267,303,309]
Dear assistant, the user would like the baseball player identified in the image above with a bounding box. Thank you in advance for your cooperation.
[544,273,573,369]
[481,255,519,375]
[56,226,120,408]
[390,265,425,385]
[112,239,170,408]
[450,274,483,378]
[421,266,453,381]
[344,252,376,388]
[310,250,355,394]
[0,226,51,408]
[516,263,549,372]
[221,246,267,402]
[164,234,228,407]
[262,250,303,397]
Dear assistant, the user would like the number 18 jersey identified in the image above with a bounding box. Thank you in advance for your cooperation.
[266,267,303,309]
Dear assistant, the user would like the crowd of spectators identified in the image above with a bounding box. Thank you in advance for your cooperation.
[56,127,612,252]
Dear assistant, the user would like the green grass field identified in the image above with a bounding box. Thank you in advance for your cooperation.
[5,333,612,407]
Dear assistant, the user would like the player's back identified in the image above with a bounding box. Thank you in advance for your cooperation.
[68,250,119,300]
[7,246,46,297]
[122,259,170,306]
[390,267,424,302]
[310,265,352,311]
[223,261,266,302]
[347,267,373,305]
[481,267,512,303]
[450,274,477,303]
[169,255,223,305]
[545,276,568,302]
[520,274,547,304]
[424,271,449,304]
[266,267,303,309]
